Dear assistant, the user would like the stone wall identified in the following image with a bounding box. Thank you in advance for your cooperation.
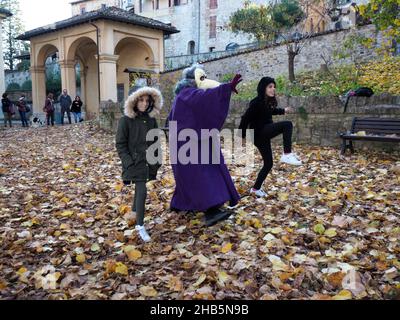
[228,94,400,151]
[159,24,378,93]
[99,94,400,151]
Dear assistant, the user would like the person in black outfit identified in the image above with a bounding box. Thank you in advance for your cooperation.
[71,96,83,123]
[238,77,302,198]
[2,93,13,127]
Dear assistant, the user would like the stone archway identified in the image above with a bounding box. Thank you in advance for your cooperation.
[20,6,176,117]
[66,36,99,120]
[114,37,156,101]
[31,43,60,113]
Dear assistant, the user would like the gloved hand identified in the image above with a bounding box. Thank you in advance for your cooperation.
[230,74,243,94]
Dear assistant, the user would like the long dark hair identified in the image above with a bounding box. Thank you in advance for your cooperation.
[254,76,278,108]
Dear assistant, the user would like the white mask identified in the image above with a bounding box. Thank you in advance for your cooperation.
[195,68,220,90]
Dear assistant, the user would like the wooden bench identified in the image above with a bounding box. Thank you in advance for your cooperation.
[339,117,400,154]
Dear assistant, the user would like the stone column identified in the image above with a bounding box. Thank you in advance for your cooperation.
[30,66,46,114]
[0,18,5,95]
[98,54,119,102]
[59,59,76,98]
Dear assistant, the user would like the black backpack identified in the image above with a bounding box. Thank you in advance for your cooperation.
[343,87,374,113]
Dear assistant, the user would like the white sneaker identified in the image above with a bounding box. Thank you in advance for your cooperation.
[280,153,302,166]
[250,188,267,197]
[135,225,151,242]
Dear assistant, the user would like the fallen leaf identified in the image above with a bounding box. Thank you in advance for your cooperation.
[139,286,158,297]
[221,243,232,254]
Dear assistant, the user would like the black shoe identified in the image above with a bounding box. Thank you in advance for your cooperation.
[204,209,233,227]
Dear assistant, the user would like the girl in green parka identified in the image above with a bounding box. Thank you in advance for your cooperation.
[116,87,163,242]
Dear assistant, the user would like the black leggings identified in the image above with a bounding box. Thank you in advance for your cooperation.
[124,181,147,226]
[254,121,293,190]
[46,111,55,126]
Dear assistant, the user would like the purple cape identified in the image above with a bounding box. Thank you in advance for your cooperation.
[168,83,240,211]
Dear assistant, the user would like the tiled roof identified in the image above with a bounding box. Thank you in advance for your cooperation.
[17,6,179,40]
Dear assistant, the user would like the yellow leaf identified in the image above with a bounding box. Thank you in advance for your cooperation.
[217,271,229,286]
[119,205,130,215]
[332,290,353,300]
[59,223,70,230]
[61,197,71,204]
[61,210,74,217]
[221,243,232,254]
[115,262,128,276]
[139,286,158,297]
[17,267,28,276]
[31,217,40,225]
[364,191,376,200]
[62,163,72,171]
[76,254,86,263]
[124,246,142,261]
[324,228,337,238]
[278,193,289,201]
[115,183,123,192]
[252,218,263,229]
[314,223,325,235]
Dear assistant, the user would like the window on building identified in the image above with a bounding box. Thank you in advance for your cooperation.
[210,0,218,9]
[155,0,160,10]
[139,0,143,12]
[188,41,196,55]
[174,0,181,6]
[80,5,86,14]
[209,16,217,38]
[209,47,215,52]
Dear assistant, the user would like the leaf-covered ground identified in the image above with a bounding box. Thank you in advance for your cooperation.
[0,123,399,300]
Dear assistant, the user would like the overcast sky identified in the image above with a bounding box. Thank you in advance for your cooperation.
[20,0,71,31]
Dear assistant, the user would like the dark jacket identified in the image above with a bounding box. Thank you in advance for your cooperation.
[238,78,285,139]
[71,100,82,113]
[59,94,72,111]
[17,99,27,112]
[115,87,163,183]
[44,98,55,113]
[1,98,11,113]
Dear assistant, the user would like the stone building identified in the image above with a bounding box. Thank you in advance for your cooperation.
[17,6,177,119]
[71,0,270,57]
[70,0,370,59]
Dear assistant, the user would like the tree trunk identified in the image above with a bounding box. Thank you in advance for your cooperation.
[288,49,296,83]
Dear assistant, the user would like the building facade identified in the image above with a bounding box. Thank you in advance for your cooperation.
[71,0,369,59]
[71,0,270,57]
[18,6,177,119]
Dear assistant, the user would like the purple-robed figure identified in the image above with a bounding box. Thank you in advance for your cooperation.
[167,64,243,227]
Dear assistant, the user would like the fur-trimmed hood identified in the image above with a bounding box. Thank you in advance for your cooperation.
[124,87,163,119]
